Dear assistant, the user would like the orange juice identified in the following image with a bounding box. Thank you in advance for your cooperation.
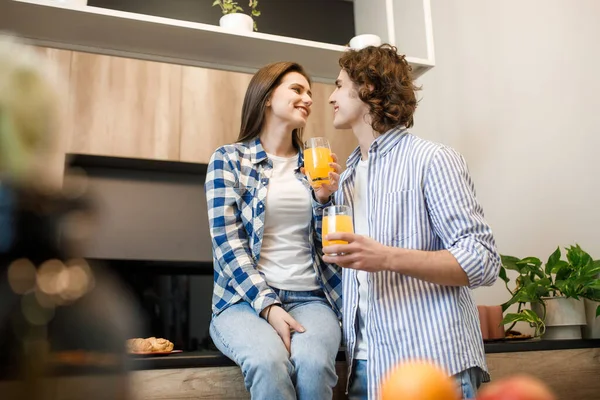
[304,146,333,187]
[322,215,354,247]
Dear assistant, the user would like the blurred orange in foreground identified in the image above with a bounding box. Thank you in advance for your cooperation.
[478,375,556,400]
[380,360,459,400]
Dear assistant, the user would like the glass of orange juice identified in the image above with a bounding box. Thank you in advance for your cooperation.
[304,137,334,188]
[322,205,354,254]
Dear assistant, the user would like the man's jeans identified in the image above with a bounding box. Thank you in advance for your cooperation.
[210,289,341,400]
[348,359,482,400]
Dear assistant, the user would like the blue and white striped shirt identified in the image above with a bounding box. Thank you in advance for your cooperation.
[205,138,343,318]
[335,127,500,398]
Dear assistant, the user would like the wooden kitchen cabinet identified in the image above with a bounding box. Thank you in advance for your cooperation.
[179,68,356,166]
[40,47,354,167]
[66,52,182,161]
[179,67,251,164]
[33,46,73,77]
[28,46,73,189]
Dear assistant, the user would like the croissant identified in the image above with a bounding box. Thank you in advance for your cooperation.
[147,337,174,352]
[126,338,153,353]
[126,337,174,353]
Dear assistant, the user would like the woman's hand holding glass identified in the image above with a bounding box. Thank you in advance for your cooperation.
[302,137,342,204]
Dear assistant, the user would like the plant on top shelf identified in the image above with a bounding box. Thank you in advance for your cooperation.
[499,244,600,338]
[213,0,261,31]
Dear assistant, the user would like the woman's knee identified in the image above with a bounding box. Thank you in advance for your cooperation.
[292,349,336,378]
[242,346,293,378]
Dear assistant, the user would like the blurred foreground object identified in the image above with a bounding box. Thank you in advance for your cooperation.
[0,33,62,189]
[380,359,460,400]
[478,375,557,400]
[0,33,142,400]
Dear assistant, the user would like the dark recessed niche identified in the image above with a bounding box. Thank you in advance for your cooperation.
[64,154,216,352]
[66,154,211,262]
[88,0,356,45]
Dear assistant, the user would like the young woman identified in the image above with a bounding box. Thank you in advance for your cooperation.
[205,61,343,400]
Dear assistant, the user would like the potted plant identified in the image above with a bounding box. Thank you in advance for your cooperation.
[500,244,600,340]
[213,0,261,32]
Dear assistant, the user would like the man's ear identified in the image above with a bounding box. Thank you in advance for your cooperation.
[367,83,375,92]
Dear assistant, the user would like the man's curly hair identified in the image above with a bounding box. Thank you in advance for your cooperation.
[339,44,421,133]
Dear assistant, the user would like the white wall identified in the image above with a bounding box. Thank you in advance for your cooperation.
[413,0,600,307]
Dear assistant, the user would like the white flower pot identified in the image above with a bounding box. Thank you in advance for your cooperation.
[531,297,586,340]
[349,34,382,50]
[583,299,600,339]
[219,13,253,33]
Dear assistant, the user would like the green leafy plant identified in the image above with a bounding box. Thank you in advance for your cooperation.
[212,0,261,31]
[499,244,600,337]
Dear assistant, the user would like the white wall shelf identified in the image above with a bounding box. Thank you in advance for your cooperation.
[0,0,434,82]
[354,0,435,74]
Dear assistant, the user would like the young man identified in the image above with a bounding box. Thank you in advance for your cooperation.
[322,44,501,400]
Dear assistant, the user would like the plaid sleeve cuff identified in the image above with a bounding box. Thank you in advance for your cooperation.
[254,291,282,315]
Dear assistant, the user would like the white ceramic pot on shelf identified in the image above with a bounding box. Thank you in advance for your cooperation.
[348,34,382,50]
[583,299,600,339]
[531,297,586,340]
[219,13,254,33]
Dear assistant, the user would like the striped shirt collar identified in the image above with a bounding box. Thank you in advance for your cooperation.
[346,126,409,168]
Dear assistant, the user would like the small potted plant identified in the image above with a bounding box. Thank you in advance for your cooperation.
[500,244,600,340]
[213,0,261,32]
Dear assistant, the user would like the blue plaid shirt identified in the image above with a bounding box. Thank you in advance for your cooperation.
[205,138,343,318]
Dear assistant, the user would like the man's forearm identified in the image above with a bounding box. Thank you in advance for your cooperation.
[384,247,470,287]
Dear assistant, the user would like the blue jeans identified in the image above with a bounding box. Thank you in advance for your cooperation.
[347,359,369,400]
[210,289,342,400]
[348,360,482,400]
